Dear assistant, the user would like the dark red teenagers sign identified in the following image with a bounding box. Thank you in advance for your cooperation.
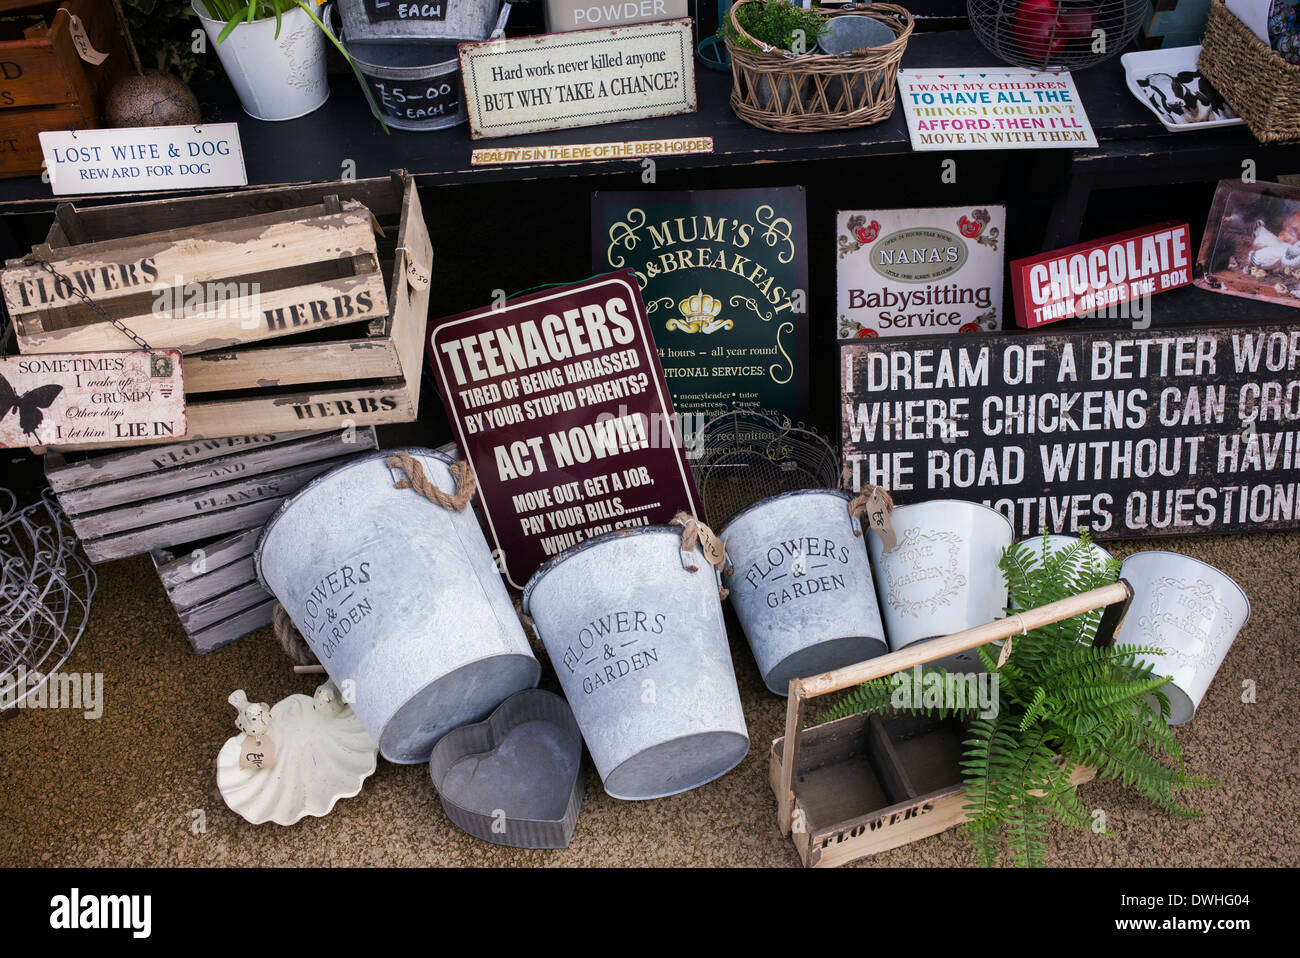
[428,273,702,589]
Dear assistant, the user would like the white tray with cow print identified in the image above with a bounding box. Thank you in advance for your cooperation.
[1121,46,1244,133]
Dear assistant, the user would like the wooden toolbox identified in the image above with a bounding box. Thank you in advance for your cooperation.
[45,426,377,563]
[0,0,129,178]
[4,171,431,444]
[151,528,275,655]
[769,582,1130,867]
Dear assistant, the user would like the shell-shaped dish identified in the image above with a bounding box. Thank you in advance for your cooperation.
[217,691,378,826]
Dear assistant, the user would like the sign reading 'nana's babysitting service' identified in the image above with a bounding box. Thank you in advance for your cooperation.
[593,188,809,420]
[458,19,696,139]
[40,124,247,195]
[842,325,1300,538]
[897,69,1097,151]
[427,274,702,589]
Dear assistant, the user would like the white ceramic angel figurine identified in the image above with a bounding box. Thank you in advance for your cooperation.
[217,680,378,826]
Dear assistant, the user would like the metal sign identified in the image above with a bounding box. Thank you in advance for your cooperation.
[458,18,696,139]
[841,325,1300,538]
[1011,222,1192,329]
[897,69,1097,151]
[0,349,185,448]
[427,273,702,589]
[471,136,712,165]
[40,124,247,196]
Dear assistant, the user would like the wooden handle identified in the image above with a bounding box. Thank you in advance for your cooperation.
[775,578,1133,835]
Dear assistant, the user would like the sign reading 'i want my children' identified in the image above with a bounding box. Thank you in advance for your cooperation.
[427,274,702,589]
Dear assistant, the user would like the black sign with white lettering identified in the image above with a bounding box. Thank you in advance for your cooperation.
[841,324,1300,538]
[364,72,460,124]
[363,0,447,22]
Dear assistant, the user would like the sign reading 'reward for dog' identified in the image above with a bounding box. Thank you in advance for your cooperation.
[427,273,702,589]
[842,325,1300,538]
[897,69,1097,151]
[458,19,696,139]
[0,350,185,448]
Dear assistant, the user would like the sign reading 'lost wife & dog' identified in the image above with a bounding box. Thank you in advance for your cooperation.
[458,19,696,139]
[427,273,702,589]
[842,325,1300,538]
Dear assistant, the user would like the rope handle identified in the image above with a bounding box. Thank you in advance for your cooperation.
[670,511,730,601]
[387,451,476,511]
[726,0,914,59]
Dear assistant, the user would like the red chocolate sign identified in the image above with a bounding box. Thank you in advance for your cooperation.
[1012,222,1192,328]
[427,273,702,590]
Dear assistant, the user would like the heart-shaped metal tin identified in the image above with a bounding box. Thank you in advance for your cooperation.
[429,688,583,849]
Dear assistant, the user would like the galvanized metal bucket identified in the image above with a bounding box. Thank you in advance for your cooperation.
[338,0,500,42]
[720,490,887,695]
[522,526,749,800]
[1114,551,1250,725]
[328,2,510,131]
[867,500,1013,671]
[256,448,540,764]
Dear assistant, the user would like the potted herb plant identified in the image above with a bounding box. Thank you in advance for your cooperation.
[195,1,382,126]
[821,532,1214,866]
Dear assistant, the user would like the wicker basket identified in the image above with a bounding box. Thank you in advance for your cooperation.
[724,1,913,133]
[1199,0,1300,143]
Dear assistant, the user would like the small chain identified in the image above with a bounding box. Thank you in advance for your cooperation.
[35,259,152,350]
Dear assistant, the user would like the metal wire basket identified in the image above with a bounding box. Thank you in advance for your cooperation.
[0,489,96,711]
[692,410,841,526]
[967,0,1145,71]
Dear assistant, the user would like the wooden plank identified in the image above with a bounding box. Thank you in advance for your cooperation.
[70,458,342,539]
[185,597,276,656]
[43,179,403,246]
[178,580,271,633]
[867,714,918,802]
[45,432,314,492]
[180,381,416,444]
[0,103,85,179]
[165,553,259,610]
[389,173,431,392]
[56,429,375,513]
[82,497,287,563]
[182,338,402,394]
[156,527,262,590]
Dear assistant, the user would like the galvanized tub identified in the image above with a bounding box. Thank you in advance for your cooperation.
[1114,551,1250,725]
[867,500,1013,671]
[256,448,540,764]
[720,489,887,695]
[329,3,510,131]
[522,526,749,800]
[337,0,499,42]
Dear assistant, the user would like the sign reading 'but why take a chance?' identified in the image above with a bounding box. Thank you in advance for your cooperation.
[842,325,1300,538]
[458,19,696,139]
[428,274,702,589]
[897,69,1097,151]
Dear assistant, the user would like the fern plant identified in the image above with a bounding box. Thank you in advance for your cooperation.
[821,530,1214,866]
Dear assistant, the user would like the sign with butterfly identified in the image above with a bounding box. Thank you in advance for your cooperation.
[0,349,185,449]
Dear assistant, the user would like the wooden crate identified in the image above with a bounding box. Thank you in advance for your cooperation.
[46,427,377,563]
[13,171,431,445]
[0,0,130,178]
[769,581,1130,867]
[151,528,276,655]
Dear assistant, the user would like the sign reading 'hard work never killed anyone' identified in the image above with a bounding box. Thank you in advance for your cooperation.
[842,326,1300,538]
[458,19,696,139]
[427,274,702,589]
[0,350,185,448]
[40,124,247,195]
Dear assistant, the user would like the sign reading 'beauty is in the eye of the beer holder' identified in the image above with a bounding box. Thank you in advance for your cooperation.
[427,274,702,589]
[841,325,1300,538]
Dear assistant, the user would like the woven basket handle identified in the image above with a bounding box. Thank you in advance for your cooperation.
[728,0,783,55]
[728,1,914,57]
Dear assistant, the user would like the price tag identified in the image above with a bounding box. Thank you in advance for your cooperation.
[239,734,276,771]
[864,487,897,552]
[405,254,431,292]
[67,14,108,66]
[695,522,727,570]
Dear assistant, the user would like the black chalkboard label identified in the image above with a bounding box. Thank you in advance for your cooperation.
[364,0,448,22]
[365,73,461,123]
